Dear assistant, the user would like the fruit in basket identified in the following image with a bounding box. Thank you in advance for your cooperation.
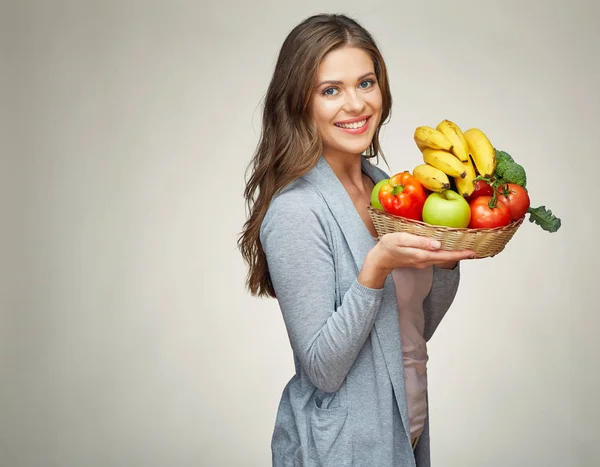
[463,128,496,178]
[436,119,470,162]
[408,121,563,236]
[468,196,511,228]
[370,178,389,210]
[412,164,451,192]
[414,126,453,151]
[422,148,467,179]
[453,155,478,197]
[378,171,427,221]
[486,150,561,230]
[422,189,471,228]
[496,183,530,220]
[465,179,494,202]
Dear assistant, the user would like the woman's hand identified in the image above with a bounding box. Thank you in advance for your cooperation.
[358,232,475,289]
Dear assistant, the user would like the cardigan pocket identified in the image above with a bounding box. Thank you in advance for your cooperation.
[306,396,352,466]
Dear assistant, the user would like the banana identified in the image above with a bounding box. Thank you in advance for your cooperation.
[422,148,467,178]
[463,128,496,177]
[413,163,451,192]
[453,155,478,197]
[436,119,469,162]
[414,126,453,151]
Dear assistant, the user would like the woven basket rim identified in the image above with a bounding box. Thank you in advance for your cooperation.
[367,204,524,233]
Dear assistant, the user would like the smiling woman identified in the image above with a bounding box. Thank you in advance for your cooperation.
[238,13,474,467]
[312,49,383,155]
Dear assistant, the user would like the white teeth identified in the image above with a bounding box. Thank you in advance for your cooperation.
[336,119,367,129]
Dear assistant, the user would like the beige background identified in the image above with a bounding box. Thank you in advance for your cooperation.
[1,0,598,466]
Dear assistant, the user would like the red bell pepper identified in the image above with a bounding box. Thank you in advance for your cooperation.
[378,171,427,221]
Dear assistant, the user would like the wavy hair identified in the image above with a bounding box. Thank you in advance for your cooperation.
[238,13,392,297]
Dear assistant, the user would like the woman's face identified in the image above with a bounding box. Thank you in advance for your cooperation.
[311,46,383,160]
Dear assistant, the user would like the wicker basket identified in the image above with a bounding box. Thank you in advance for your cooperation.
[367,205,524,258]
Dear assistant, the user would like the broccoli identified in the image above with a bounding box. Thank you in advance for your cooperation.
[495,149,513,165]
[491,149,527,187]
[499,161,527,187]
[494,159,512,178]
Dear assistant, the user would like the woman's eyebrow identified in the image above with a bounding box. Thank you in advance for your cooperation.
[316,72,376,88]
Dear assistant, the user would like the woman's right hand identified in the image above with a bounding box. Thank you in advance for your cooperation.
[357,232,476,289]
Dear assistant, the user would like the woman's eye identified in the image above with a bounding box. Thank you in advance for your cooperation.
[359,79,375,89]
[323,87,339,96]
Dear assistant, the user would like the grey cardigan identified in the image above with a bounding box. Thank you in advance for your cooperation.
[260,156,461,467]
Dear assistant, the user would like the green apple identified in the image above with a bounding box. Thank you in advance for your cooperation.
[422,189,471,228]
[370,178,389,210]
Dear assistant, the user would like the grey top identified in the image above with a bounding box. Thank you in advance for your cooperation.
[260,156,461,466]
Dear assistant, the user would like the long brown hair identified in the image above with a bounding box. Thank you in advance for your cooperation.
[238,13,393,298]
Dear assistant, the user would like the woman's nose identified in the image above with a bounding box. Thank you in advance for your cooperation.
[343,90,366,113]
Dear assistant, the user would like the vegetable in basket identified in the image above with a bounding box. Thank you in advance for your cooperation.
[473,148,561,233]
[376,171,427,221]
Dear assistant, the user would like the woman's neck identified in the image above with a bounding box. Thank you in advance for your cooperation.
[323,151,365,189]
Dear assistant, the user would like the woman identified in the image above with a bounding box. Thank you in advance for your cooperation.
[239,13,475,467]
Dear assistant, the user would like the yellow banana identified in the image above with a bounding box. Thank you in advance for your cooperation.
[414,126,453,151]
[463,128,496,177]
[422,148,467,179]
[413,163,451,192]
[436,119,469,162]
[453,155,478,197]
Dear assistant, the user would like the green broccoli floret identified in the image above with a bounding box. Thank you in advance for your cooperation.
[494,159,512,178]
[495,149,513,165]
[499,162,527,187]
[491,149,527,187]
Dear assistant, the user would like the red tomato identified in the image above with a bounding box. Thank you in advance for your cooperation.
[465,180,494,202]
[496,183,530,220]
[468,195,512,228]
[378,171,427,221]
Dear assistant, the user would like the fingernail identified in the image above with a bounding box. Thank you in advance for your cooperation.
[470,254,477,259]
[430,240,441,249]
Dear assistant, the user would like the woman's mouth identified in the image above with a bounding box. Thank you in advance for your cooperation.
[334,116,370,134]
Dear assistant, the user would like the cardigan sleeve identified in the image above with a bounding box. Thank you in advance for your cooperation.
[422,262,461,342]
[260,191,384,393]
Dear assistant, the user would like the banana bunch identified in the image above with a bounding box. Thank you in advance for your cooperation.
[412,120,496,196]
